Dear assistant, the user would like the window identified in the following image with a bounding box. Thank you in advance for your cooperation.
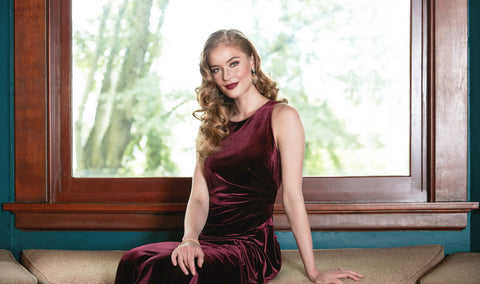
[62,0,419,204]
[5,0,477,231]
[72,0,410,178]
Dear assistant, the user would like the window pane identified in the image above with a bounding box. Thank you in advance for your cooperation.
[72,0,410,177]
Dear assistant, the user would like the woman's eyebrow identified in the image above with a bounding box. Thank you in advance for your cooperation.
[210,56,241,68]
[226,56,240,63]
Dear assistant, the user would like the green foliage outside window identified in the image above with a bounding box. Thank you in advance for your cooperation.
[72,0,409,177]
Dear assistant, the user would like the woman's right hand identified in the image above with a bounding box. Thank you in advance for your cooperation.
[171,240,204,276]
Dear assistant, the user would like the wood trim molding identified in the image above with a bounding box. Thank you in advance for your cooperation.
[49,0,425,204]
[14,0,47,202]
[4,202,478,231]
[432,0,469,201]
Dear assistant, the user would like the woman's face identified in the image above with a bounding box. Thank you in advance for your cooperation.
[208,44,255,100]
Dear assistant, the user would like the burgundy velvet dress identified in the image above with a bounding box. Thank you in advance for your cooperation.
[115,100,282,284]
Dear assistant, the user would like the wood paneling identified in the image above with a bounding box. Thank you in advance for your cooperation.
[14,0,47,202]
[433,0,469,201]
[4,202,477,230]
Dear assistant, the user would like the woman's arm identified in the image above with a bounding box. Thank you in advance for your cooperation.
[183,162,210,240]
[272,104,363,283]
[171,162,210,276]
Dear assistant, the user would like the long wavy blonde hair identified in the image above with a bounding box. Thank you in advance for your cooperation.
[193,29,287,162]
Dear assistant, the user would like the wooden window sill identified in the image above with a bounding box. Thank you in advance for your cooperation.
[4,202,478,231]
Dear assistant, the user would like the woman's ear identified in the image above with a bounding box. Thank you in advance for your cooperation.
[249,54,255,70]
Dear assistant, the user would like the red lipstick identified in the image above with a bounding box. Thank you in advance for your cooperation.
[225,82,238,90]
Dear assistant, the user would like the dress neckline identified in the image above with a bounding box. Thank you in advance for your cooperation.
[229,100,273,124]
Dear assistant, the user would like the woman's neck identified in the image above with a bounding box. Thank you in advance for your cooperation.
[231,93,269,122]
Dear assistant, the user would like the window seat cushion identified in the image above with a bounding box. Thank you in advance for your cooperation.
[419,252,480,284]
[0,249,37,283]
[270,245,444,284]
[21,245,445,284]
[21,249,125,284]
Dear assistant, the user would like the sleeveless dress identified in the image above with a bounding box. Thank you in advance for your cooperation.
[115,100,282,284]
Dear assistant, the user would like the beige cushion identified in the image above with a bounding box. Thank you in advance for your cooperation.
[21,245,444,284]
[22,249,125,284]
[0,249,37,283]
[270,245,444,284]
[419,252,480,284]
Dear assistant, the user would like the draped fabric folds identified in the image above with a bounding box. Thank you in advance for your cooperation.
[115,100,282,284]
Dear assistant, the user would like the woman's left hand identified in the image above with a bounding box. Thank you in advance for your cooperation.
[309,268,363,284]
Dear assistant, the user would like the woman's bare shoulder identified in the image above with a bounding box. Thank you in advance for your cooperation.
[271,102,303,141]
[272,102,301,123]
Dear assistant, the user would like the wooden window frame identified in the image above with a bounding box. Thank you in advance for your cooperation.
[5,0,478,231]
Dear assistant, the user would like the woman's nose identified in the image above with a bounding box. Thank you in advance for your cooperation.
[222,68,232,81]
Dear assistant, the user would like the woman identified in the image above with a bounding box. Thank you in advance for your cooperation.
[115,29,363,284]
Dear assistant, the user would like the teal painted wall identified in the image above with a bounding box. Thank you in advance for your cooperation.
[0,0,13,252]
[1,1,478,259]
[470,0,480,252]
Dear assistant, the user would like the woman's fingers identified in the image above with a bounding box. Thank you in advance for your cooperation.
[176,252,190,275]
[187,249,197,275]
[171,244,204,276]
[171,249,178,266]
[336,269,363,281]
[196,249,204,268]
[171,247,190,275]
[313,268,364,284]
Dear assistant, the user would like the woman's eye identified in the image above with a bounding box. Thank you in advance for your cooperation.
[211,68,220,74]
[230,61,239,67]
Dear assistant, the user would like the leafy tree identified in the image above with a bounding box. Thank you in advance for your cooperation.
[74,0,178,177]
[251,0,363,175]
[73,0,399,177]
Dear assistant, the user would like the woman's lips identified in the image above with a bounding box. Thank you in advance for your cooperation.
[225,82,238,90]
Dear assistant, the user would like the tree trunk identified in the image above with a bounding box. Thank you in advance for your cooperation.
[75,1,111,172]
[81,0,129,173]
[100,0,155,172]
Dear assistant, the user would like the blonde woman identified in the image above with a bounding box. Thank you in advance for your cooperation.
[115,29,362,284]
